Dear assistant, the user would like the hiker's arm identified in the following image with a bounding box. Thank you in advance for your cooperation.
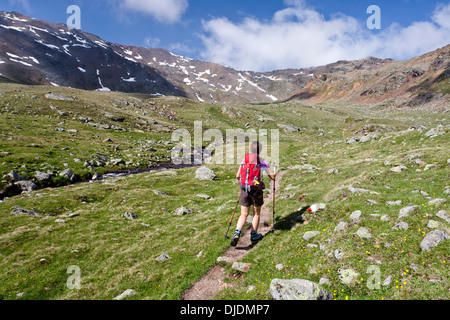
[236,166,241,180]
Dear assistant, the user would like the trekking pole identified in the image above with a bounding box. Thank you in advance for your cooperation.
[224,195,240,239]
[272,164,277,233]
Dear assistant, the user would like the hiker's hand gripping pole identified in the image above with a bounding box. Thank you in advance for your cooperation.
[224,196,240,239]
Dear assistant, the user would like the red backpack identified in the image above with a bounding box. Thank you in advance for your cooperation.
[239,153,265,194]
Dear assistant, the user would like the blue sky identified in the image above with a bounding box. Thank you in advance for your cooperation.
[3,0,450,71]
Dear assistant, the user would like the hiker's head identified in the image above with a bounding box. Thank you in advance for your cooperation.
[250,141,262,154]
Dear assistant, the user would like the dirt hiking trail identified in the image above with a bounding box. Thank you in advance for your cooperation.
[182,172,284,300]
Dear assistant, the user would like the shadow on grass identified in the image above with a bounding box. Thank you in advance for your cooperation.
[274,205,309,231]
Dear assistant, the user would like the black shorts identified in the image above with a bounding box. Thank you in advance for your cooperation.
[240,188,264,207]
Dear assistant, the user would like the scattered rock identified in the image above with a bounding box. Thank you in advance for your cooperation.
[319,278,331,286]
[123,212,138,220]
[424,164,437,171]
[11,206,40,216]
[356,227,372,239]
[91,172,102,181]
[156,253,170,261]
[392,221,409,230]
[7,170,24,181]
[111,159,125,166]
[275,264,284,271]
[303,231,320,240]
[338,268,360,285]
[349,210,362,221]
[334,221,348,232]
[390,165,407,173]
[420,230,449,251]
[428,198,447,206]
[232,262,251,272]
[45,93,75,101]
[216,256,234,264]
[152,190,170,196]
[195,166,218,180]
[277,124,301,133]
[173,207,193,216]
[270,279,333,300]
[59,169,73,179]
[398,205,420,219]
[196,194,213,200]
[113,289,137,300]
[424,126,445,138]
[348,186,372,193]
[334,249,344,260]
[35,171,51,181]
[386,200,402,206]
[105,112,125,122]
[382,275,392,287]
[14,180,39,192]
[436,210,449,223]
[427,220,440,229]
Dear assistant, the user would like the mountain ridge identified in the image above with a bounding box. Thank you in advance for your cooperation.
[0,10,448,107]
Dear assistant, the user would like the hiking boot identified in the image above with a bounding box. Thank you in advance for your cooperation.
[230,231,241,247]
[250,232,264,245]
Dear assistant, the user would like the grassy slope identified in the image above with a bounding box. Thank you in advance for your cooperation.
[0,84,448,300]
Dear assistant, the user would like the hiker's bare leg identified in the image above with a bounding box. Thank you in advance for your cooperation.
[236,206,251,230]
[252,206,261,232]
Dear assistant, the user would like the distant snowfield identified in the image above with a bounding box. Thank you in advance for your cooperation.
[6,52,39,67]
[121,77,137,82]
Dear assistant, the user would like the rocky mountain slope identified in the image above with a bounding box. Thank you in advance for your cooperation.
[287,45,450,109]
[2,11,448,107]
[0,11,310,105]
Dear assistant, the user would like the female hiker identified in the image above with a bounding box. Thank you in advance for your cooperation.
[231,141,276,247]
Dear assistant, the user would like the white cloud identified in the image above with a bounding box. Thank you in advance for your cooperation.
[120,0,188,23]
[200,1,450,71]
[8,0,31,13]
[144,37,161,48]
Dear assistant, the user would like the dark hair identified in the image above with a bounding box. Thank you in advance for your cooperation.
[250,141,262,154]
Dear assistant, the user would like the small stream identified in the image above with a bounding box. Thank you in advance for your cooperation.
[0,161,201,201]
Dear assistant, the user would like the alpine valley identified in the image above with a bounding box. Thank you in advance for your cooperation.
[0,11,449,107]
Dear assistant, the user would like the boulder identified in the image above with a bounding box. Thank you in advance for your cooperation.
[14,180,39,192]
[334,221,348,232]
[270,279,333,300]
[436,210,449,223]
[398,205,420,219]
[156,253,171,261]
[392,221,409,230]
[35,171,51,181]
[420,230,449,251]
[277,124,301,133]
[59,169,73,179]
[173,206,193,216]
[123,212,138,220]
[303,231,320,240]
[113,289,137,300]
[232,262,251,272]
[338,268,360,285]
[45,93,75,101]
[356,227,372,239]
[7,170,24,181]
[349,210,362,221]
[428,198,447,206]
[195,166,218,180]
[11,206,40,216]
